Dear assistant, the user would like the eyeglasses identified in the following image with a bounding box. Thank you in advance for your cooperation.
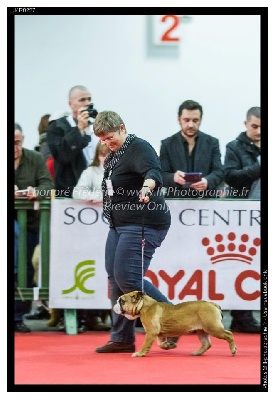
[14,140,23,147]
[100,131,119,144]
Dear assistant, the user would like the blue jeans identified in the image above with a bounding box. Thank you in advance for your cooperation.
[106,225,171,343]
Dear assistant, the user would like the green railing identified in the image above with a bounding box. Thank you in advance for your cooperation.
[15,198,51,300]
[15,198,79,334]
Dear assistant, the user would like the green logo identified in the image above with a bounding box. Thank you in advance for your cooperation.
[62,260,96,294]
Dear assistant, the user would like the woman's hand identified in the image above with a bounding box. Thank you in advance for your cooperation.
[139,185,152,203]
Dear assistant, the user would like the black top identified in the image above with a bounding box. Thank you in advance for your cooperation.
[14,148,54,232]
[47,117,91,197]
[108,137,171,229]
[224,131,261,197]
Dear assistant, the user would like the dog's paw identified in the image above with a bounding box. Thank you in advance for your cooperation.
[132,351,145,357]
[232,346,237,356]
[159,341,177,350]
[191,350,204,356]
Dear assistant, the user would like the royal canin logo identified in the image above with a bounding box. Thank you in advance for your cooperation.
[201,232,261,265]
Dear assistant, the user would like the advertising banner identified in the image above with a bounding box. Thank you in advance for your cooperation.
[49,199,261,310]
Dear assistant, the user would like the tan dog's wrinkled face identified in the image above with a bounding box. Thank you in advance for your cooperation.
[113,291,145,320]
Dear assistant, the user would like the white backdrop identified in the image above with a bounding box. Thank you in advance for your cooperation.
[49,199,261,310]
[14,13,260,160]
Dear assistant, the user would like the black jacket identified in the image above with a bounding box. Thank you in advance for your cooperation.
[224,131,260,197]
[46,117,91,197]
[160,130,224,198]
[15,148,54,231]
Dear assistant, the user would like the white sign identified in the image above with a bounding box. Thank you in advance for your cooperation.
[49,199,261,310]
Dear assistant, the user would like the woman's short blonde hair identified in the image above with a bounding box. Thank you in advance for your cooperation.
[93,111,124,136]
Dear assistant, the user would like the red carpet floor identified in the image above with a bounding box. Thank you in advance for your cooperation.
[14,331,261,387]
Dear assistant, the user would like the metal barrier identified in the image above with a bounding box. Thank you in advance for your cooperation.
[15,198,78,334]
[15,198,51,300]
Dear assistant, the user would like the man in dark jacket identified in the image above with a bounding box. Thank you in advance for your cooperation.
[224,106,261,333]
[160,100,224,198]
[46,85,100,198]
[14,123,54,332]
[224,106,261,199]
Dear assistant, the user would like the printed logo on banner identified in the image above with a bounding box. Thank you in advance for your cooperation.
[201,232,261,265]
[62,260,95,295]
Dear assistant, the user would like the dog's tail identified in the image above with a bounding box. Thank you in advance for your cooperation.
[212,302,223,319]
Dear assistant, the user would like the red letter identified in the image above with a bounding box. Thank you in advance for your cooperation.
[208,270,224,300]
[145,270,159,288]
[235,270,261,300]
[159,270,185,300]
[179,270,202,300]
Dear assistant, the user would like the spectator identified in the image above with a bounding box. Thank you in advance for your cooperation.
[92,111,177,353]
[46,85,100,198]
[72,141,111,331]
[34,114,52,161]
[159,100,224,198]
[25,111,69,320]
[14,123,54,331]
[224,106,261,199]
[73,141,110,202]
[224,106,261,333]
[46,86,101,332]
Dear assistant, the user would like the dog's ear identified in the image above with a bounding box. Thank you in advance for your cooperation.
[136,299,144,313]
[134,291,145,301]
[130,291,145,316]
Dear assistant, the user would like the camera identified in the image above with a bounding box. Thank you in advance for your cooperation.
[86,103,98,119]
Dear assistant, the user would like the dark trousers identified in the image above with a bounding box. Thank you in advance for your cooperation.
[15,230,39,322]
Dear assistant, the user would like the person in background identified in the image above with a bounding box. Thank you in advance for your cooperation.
[46,87,100,331]
[224,106,261,200]
[34,114,52,161]
[92,111,177,353]
[224,106,261,333]
[73,141,110,202]
[71,141,111,331]
[14,123,54,331]
[46,85,99,197]
[159,100,224,198]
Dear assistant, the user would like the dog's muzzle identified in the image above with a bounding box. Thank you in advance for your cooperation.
[113,298,125,315]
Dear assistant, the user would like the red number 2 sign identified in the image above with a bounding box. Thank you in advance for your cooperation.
[152,15,181,46]
[161,15,180,42]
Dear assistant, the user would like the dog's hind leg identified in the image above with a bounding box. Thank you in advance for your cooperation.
[207,327,237,355]
[191,330,212,355]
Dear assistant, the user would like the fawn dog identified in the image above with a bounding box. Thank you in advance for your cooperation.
[114,291,237,357]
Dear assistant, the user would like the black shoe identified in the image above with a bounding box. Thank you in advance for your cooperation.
[24,307,50,320]
[86,316,111,331]
[15,322,31,333]
[230,319,260,333]
[58,319,87,333]
[95,341,135,353]
[77,321,87,333]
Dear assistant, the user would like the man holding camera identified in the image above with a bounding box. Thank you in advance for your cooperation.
[46,85,99,197]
